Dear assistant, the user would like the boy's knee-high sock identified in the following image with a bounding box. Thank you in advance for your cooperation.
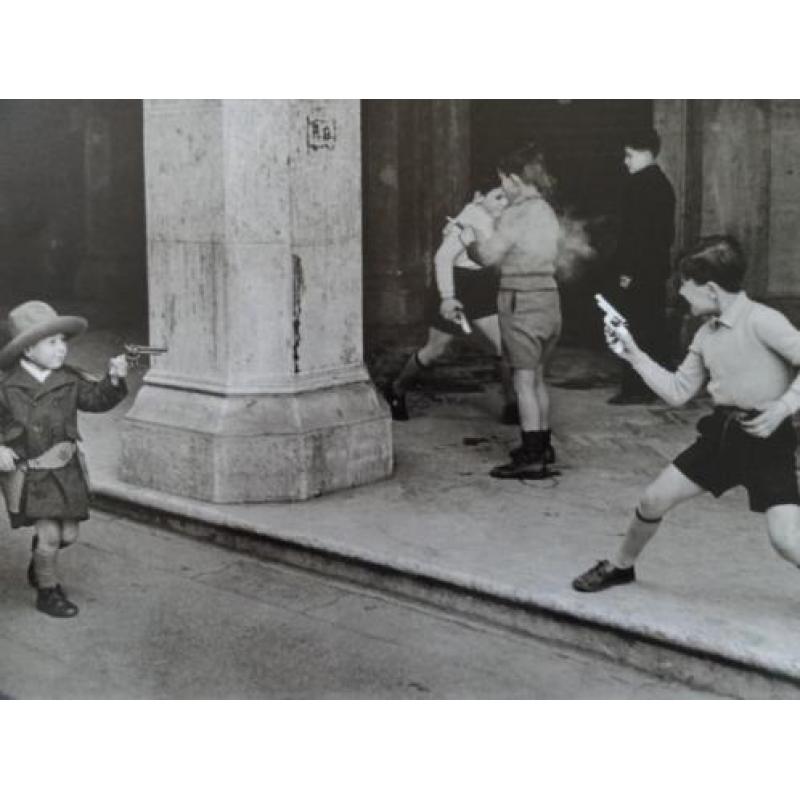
[495,357,515,405]
[393,351,427,395]
[32,551,59,589]
[613,508,662,569]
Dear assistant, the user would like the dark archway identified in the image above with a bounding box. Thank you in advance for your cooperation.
[0,100,148,335]
[362,99,655,369]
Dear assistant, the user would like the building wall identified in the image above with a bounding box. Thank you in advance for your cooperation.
[362,99,653,359]
[362,100,471,354]
[0,100,146,326]
[4,99,800,350]
[666,100,800,324]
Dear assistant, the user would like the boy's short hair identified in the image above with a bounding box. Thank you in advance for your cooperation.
[623,127,661,157]
[678,235,747,292]
[497,142,556,200]
[471,172,501,198]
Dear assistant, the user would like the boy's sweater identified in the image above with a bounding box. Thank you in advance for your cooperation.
[633,293,800,412]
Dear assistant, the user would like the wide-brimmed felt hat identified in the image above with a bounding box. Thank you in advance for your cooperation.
[0,301,87,370]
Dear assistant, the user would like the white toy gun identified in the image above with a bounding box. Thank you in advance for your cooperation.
[594,294,627,355]
[453,308,472,335]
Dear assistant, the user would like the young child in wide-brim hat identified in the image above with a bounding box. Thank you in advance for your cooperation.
[0,300,128,618]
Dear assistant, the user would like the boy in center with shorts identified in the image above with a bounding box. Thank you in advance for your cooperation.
[461,142,562,479]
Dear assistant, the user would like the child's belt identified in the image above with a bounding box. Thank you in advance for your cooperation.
[0,442,77,515]
[17,441,77,472]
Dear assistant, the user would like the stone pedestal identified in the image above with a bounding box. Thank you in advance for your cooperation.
[119,100,392,502]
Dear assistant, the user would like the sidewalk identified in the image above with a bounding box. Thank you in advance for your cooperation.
[32,334,800,694]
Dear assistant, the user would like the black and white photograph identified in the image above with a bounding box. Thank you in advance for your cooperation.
[1,3,797,798]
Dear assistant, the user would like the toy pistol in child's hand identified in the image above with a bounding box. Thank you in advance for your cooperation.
[124,344,168,367]
[594,294,627,355]
[453,309,472,335]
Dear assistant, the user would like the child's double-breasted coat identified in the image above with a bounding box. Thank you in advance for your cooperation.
[0,364,127,527]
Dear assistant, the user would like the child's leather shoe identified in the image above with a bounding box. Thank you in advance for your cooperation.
[36,586,78,618]
[572,560,635,592]
[383,384,409,421]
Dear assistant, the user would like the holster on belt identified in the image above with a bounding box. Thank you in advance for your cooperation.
[0,441,77,514]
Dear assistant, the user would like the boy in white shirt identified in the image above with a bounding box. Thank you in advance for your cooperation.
[573,236,800,592]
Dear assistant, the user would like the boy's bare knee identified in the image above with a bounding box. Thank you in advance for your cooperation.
[768,532,800,565]
[35,520,61,551]
[639,485,668,519]
[768,526,800,566]
[420,342,446,363]
[60,522,79,547]
[766,506,800,566]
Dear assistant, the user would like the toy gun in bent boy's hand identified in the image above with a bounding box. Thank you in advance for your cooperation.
[594,294,627,355]
[124,344,169,367]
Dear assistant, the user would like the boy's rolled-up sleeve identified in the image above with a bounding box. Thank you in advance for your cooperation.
[631,346,708,407]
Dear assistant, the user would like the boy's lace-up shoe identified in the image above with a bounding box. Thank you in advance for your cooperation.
[508,443,556,465]
[383,384,409,421]
[36,585,79,618]
[490,448,550,480]
[572,560,636,592]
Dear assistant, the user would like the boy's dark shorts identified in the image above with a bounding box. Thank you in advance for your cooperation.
[428,267,499,335]
[673,407,800,512]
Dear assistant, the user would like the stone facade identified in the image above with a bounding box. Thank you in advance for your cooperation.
[118,100,392,502]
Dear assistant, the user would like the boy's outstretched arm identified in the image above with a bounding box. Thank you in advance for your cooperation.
[609,325,706,406]
[76,356,128,412]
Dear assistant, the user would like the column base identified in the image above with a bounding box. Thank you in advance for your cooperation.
[119,380,393,502]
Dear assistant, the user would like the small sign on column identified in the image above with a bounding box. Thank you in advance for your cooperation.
[307,117,337,151]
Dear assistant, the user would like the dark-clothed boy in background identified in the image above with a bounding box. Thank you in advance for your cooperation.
[608,127,676,404]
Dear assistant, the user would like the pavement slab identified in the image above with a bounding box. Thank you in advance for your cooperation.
[7,334,800,695]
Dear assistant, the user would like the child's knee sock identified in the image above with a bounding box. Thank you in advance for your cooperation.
[32,549,59,589]
[613,507,663,569]
[393,351,427,395]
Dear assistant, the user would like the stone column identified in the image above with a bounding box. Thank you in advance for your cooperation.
[119,100,392,502]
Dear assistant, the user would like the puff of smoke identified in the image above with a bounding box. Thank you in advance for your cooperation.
[555,214,597,283]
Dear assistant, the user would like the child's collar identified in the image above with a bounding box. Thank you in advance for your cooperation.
[20,358,52,383]
[710,292,748,330]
